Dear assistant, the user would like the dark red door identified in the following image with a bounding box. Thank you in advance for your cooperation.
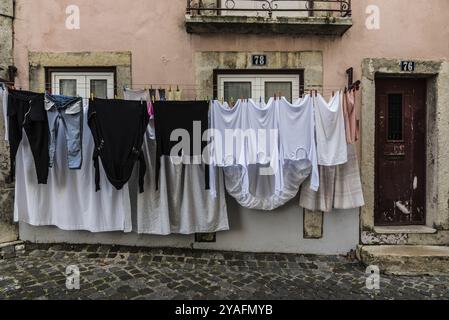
[375,78,427,226]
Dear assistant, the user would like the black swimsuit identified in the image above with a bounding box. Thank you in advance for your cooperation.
[88,98,149,193]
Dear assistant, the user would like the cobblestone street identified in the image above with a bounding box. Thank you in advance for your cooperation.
[0,244,448,300]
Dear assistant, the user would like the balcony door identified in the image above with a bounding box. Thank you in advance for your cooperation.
[217,73,301,103]
[50,70,115,99]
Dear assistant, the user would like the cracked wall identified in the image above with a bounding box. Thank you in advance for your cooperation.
[0,0,17,243]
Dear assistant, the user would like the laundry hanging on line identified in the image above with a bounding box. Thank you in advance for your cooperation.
[3,85,364,234]
[88,98,149,193]
[7,90,49,185]
[125,89,229,235]
[45,93,84,170]
[209,95,319,211]
[13,100,133,233]
[300,90,364,212]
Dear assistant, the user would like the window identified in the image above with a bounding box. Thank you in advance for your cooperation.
[387,94,403,141]
[49,69,115,99]
[217,73,301,103]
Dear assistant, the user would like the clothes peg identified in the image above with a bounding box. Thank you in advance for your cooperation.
[332,91,335,97]
[90,93,94,101]
[114,95,118,100]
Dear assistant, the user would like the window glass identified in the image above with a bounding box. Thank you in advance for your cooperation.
[59,79,77,97]
[387,94,403,141]
[224,82,252,101]
[90,80,108,99]
[265,82,292,102]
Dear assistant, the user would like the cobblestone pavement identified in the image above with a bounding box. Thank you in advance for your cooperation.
[0,244,448,300]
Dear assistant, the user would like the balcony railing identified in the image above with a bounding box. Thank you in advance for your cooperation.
[186,0,352,18]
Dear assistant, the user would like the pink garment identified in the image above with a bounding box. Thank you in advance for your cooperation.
[343,89,360,144]
[148,100,154,118]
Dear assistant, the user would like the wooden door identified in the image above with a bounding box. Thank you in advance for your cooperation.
[375,78,427,225]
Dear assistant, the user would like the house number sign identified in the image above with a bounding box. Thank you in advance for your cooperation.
[252,55,267,66]
[401,61,416,72]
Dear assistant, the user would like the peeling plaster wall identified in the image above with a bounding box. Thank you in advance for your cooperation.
[28,51,132,97]
[0,0,17,243]
[7,0,449,250]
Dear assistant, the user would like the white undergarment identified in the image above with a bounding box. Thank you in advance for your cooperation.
[209,96,319,211]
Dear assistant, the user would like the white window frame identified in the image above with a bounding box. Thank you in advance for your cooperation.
[51,72,115,99]
[217,74,301,101]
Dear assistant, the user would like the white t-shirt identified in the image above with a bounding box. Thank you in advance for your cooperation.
[314,92,348,166]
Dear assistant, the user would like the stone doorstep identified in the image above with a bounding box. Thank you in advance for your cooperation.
[0,240,24,250]
[0,240,25,259]
[373,225,437,235]
[357,245,449,276]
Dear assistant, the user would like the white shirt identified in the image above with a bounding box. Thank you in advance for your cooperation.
[314,92,348,166]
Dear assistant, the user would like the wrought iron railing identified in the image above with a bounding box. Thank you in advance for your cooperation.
[186,0,352,18]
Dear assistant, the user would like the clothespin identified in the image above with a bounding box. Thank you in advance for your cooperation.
[90,93,94,101]
[152,95,155,103]
[332,91,335,97]
[176,85,180,92]
[114,94,118,100]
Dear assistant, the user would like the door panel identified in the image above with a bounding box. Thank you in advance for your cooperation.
[375,78,427,226]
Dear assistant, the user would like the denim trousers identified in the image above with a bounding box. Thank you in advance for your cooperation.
[45,93,83,169]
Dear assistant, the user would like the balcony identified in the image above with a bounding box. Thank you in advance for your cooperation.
[185,0,352,36]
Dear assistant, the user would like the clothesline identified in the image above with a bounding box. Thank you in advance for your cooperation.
[10,84,353,89]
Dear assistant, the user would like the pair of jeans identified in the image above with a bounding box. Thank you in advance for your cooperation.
[45,94,83,169]
[8,90,49,184]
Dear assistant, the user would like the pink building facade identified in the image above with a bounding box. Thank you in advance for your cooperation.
[1,0,449,256]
